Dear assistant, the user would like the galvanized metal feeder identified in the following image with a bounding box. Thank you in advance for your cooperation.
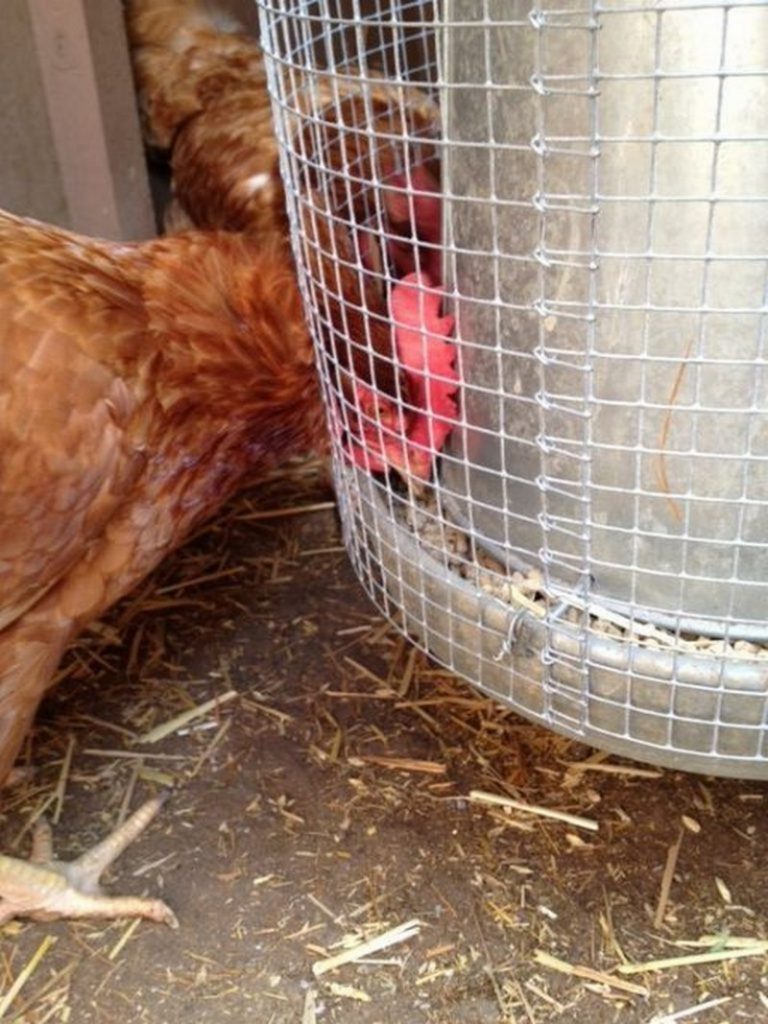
[257,0,768,779]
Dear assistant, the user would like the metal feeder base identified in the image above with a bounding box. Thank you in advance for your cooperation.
[344,468,768,781]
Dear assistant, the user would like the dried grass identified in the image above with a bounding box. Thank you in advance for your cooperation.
[1,457,765,1023]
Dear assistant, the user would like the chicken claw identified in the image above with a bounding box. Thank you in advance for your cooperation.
[0,792,178,928]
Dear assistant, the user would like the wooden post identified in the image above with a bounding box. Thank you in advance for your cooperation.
[1,0,155,239]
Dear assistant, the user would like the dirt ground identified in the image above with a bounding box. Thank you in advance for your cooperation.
[1,463,766,1024]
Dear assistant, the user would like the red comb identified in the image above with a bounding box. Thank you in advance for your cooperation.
[350,272,457,480]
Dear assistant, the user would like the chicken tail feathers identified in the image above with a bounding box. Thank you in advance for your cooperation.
[125,0,256,150]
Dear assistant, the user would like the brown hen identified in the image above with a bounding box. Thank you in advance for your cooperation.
[125,0,450,479]
[0,2,446,926]
[125,0,440,236]
[0,212,331,780]
[0,209,373,924]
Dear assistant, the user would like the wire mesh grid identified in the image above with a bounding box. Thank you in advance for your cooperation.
[256,0,768,778]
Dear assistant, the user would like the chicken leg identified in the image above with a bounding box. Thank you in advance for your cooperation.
[0,792,177,927]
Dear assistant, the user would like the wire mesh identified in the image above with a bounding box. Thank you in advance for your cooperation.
[256,0,768,778]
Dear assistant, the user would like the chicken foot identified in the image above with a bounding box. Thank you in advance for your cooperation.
[0,792,178,927]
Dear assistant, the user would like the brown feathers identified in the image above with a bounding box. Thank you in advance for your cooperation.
[127,0,283,235]
[0,211,324,782]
